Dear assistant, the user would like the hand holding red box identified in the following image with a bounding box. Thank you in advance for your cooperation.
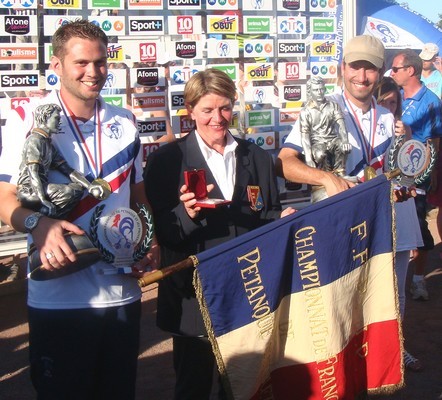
[184,169,231,208]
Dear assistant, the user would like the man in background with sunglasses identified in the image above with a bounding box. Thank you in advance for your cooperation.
[391,49,442,301]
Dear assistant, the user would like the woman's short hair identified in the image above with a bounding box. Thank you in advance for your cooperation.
[184,68,237,110]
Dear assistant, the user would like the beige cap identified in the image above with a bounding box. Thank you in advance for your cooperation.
[343,35,385,69]
[419,43,439,61]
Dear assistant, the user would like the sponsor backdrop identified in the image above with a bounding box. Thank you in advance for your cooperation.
[0,0,344,150]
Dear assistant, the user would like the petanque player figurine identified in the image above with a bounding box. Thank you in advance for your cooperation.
[300,76,352,177]
[17,103,111,219]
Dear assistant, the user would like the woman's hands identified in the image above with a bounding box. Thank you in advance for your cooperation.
[180,183,215,219]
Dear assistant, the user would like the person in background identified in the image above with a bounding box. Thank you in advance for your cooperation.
[144,68,295,399]
[0,20,158,399]
[419,43,442,99]
[391,49,442,301]
[419,43,442,258]
[375,76,424,371]
[428,139,442,261]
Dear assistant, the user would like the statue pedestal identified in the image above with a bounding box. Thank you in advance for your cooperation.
[311,185,328,203]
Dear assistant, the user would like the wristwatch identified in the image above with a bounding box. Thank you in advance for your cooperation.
[24,212,44,234]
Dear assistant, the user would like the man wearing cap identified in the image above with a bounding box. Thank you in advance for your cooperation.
[419,43,442,99]
[277,35,394,194]
[391,49,442,301]
[277,34,426,372]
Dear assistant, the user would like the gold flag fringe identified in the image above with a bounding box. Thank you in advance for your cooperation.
[194,269,235,400]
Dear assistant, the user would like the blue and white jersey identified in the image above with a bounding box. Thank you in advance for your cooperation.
[283,89,395,180]
[401,84,442,143]
[1,90,144,310]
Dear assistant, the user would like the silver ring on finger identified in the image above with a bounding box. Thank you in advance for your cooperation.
[46,252,54,260]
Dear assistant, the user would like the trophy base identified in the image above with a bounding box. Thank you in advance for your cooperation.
[28,232,102,281]
[311,185,328,203]
[311,175,359,203]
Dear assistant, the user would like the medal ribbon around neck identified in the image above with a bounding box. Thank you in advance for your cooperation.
[343,94,377,165]
[57,93,103,178]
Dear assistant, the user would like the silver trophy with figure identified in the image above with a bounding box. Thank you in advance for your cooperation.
[299,76,352,202]
[18,104,112,280]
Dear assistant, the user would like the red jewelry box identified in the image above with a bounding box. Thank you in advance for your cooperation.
[184,169,231,208]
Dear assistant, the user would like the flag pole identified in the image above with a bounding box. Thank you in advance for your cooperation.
[385,168,401,180]
[138,255,199,288]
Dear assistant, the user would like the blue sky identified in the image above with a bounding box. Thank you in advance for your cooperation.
[401,0,441,23]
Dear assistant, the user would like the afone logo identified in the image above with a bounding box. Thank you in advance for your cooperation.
[4,16,30,35]
[176,42,197,58]
[136,68,159,86]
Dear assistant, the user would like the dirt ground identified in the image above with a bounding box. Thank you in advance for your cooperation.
[0,209,441,400]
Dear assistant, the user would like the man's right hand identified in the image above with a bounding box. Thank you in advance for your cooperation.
[320,172,356,197]
[277,147,356,197]
[33,216,85,271]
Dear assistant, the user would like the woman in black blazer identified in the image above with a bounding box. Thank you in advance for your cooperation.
[144,68,294,399]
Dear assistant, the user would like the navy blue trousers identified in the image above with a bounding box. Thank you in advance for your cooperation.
[28,300,141,400]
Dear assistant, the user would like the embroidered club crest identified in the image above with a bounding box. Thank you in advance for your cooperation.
[105,122,123,139]
[247,185,264,211]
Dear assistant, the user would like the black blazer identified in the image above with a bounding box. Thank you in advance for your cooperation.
[144,131,282,335]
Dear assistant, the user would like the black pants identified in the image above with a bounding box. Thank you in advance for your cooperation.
[28,301,141,400]
[173,335,227,400]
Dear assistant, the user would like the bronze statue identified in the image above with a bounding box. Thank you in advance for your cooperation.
[17,103,110,219]
[300,76,352,176]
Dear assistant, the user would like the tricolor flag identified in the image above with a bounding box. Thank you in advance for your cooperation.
[193,175,403,399]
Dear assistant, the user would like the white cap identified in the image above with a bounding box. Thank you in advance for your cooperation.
[419,43,439,61]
